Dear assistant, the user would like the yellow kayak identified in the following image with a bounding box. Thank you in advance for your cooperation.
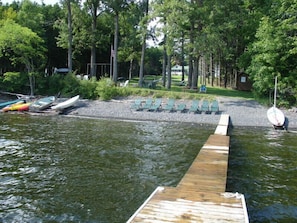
[2,102,31,112]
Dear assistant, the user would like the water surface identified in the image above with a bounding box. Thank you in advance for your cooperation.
[1,114,296,222]
[227,127,297,223]
[0,114,212,222]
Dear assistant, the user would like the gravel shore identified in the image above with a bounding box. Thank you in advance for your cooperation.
[66,96,297,129]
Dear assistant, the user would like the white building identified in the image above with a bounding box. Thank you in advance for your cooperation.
[171,65,189,76]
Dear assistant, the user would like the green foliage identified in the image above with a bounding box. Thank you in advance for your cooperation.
[2,72,30,94]
[17,0,45,37]
[60,74,81,97]
[95,78,118,100]
[33,73,64,95]
[144,47,162,75]
[79,78,98,100]
[0,19,45,72]
[247,0,297,106]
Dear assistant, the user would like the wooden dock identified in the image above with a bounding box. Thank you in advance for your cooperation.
[127,114,249,222]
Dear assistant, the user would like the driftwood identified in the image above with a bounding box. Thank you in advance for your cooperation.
[0,91,33,99]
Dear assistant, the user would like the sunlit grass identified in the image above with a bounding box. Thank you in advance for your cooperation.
[127,75,255,100]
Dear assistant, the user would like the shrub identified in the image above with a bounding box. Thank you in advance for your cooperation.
[79,78,98,99]
[46,75,65,95]
[2,72,29,94]
[61,74,81,97]
[95,78,118,100]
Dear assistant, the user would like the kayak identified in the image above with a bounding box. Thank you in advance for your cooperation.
[29,96,56,111]
[0,99,26,109]
[2,102,31,112]
[51,95,79,110]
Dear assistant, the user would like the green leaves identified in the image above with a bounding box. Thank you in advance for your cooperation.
[246,0,297,105]
[0,20,45,67]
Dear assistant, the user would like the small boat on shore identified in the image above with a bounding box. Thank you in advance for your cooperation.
[267,106,285,128]
[0,99,26,109]
[2,102,31,112]
[51,95,79,111]
[29,96,56,111]
[267,77,285,129]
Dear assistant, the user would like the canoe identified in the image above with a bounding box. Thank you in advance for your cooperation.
[51,95,79,110]
[29,96,56,111]
[2,102,31,112]
[267,106,285,127]
[0,99,26,109]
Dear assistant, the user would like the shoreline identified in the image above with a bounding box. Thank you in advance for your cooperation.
[2,95,297,129]
[64,96,297,129]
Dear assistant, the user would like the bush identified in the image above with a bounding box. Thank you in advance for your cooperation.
[79,78,98,99]
[95,78,119,100]
[2,72,29,94]
[61,74,81,97]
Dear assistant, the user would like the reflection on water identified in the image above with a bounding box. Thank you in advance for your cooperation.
[228,127,297,223]
[0,114,213,222]
[1,115,297,222]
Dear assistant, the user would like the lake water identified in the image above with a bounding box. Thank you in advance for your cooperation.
[0,114,296,222]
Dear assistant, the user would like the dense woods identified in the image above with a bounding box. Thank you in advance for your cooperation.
[0,0,297,105]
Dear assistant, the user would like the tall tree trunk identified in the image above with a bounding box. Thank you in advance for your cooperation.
[26,61,34,96]
[162,35,167,87]
[112,12,119,83]
[129,58,133,80]
[181,32,185,82]
[139,0,149,87]
[138,35,146,87]
[187,21,194,89]
[210,54,214,86]
[192,57,198,89]
[166,54,172,89]
[90,6,97,78]
[67,0,73,72]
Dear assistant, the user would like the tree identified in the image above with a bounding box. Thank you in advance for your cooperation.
[41,4,65,70]
[17,0,45,37]
[84,0,103,77]
[247,0,297,105]
[138,0,148,87]
[0,19,45,95]
[103,0,134,83]
[152,0,190,89]
[118,2,143,80]
[66,0,73,72]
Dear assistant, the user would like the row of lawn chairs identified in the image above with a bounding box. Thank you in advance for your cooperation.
[131,98,220,114]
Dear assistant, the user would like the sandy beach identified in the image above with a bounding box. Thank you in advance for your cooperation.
[65,96,297,129]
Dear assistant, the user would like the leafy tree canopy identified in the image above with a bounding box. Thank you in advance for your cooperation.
[0,19,45,70]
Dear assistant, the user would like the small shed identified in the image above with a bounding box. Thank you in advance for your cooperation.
[237,73,252,91]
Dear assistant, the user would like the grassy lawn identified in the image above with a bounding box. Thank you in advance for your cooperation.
[127,75,255,101]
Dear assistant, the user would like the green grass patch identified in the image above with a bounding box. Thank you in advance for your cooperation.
[126,75,254,101]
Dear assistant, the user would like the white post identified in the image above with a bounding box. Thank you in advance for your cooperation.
[274,76,277,107]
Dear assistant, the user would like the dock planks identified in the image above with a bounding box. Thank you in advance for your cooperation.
[127,114,249,223]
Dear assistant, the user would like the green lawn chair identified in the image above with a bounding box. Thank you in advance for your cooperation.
[148,98,162,112]
[210,100,219,114]
[141,98,153,110]
[201,100,210,113]
[131,98,142,110]
[176,103,186,112]
[189,99,200,113]
[163,98,175,112]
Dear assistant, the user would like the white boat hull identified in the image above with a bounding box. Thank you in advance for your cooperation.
[267,106,285,127]
[51,95,79,110]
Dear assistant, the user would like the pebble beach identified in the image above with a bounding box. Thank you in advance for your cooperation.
[66,96,297,129]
